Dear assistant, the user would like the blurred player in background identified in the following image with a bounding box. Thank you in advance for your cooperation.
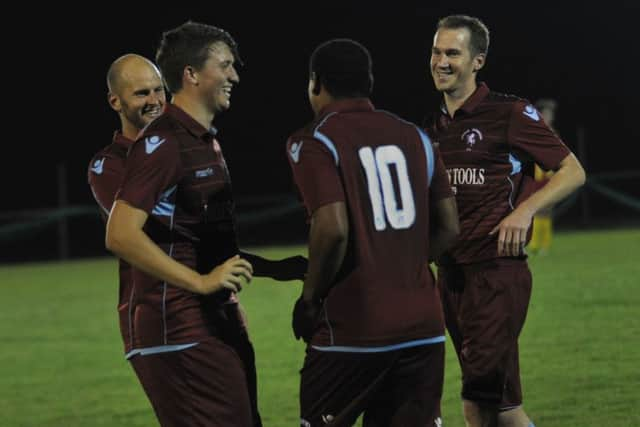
[528,98,559,255]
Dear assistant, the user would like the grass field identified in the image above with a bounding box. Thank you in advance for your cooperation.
[1,228,639,426]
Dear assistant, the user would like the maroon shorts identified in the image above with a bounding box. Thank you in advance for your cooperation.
[437,258,532,409]
[219,304,262,427]
[300,343,444,426]
[130,336,253,427]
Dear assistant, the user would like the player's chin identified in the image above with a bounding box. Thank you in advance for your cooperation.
[135,117,153,128]
[432,80,450,92]
[141,114,159,125]
[216,99,231,111]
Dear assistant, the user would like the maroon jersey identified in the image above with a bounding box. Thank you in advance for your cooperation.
[427,83,570,264]
[287,98,452,348]
[117,103,240,356]
[88,132,135,353]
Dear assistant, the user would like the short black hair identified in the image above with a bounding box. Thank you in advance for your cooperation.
[156,21,241,94]
[437,15,490,57]
[309,38,373,98]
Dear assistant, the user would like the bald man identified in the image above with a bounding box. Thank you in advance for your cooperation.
[106,54,166,141]
[88,54,165,357]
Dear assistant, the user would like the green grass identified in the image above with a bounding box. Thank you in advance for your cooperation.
[1,228,639,426]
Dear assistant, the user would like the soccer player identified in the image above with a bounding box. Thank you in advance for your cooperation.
[426,15,586,427]
[88,53,165,362]
[102,23,302,427]
[288,38,459,426]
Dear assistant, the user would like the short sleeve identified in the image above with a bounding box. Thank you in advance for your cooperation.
[508,101,570,171]
[117,133,182,213]
[286,135,345,216]
[88,154,122,217]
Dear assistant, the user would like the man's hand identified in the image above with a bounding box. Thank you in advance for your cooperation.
[489,206,534,257]
[199,255,253,294]
[292,296,320,342]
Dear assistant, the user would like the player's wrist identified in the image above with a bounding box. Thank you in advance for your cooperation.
[301,290,320,306]
[516,202,536,219]
[191,274,206,294]
[194,271,220,295]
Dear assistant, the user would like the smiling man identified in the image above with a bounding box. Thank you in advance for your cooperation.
[89,54,165,220]
[425,15,586,427]
[104,22,257,426]
[88,53,165,364]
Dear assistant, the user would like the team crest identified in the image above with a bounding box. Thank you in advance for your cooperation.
[212,140,222,154]
[461,128,483,151]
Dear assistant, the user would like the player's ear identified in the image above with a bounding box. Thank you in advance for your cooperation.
[108,92,121,112]
[472,53,486,73]
[184,65,199,86]
[310,72,321,96]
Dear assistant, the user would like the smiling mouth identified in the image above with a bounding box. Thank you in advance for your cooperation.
[143,106,163,117]
[434,69,452,78]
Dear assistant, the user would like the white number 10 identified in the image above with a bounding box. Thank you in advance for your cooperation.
[358,145,416,231]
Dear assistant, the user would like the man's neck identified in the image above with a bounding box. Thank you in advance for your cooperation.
[172,93,215,129]
[312,90,335,117]
[443,80,477,117]
[121,122,141,141]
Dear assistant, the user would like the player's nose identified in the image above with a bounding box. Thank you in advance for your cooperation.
[436,56,449,68]
[228,65,239,84]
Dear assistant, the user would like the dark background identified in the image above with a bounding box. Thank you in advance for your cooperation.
[2,2,639,262]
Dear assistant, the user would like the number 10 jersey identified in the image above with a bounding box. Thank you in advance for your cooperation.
[287,98,453,348]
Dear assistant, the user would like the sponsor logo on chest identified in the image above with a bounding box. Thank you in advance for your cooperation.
[447,167,486,185]
[447,167,486,195]
[195,167,214,178]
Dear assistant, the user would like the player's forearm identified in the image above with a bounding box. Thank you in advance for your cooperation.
[430,228,459,262]
[303,204,348,303]
[303,233,347,304]
[106,214,203,294]
[239,251,307,281]
[238,251,271,277]
[429,196,460,262]
[519,153,586,216]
